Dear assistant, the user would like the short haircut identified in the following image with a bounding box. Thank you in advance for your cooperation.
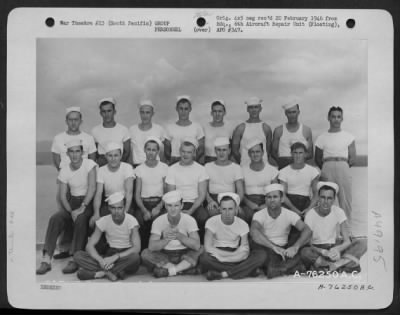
[106,148,122,155]
[67,145,83,152]
[176,98,192,108]
[109,198,126,206]
[99,100,115,110]
[211,101,226,112]
[181,141,197,152]
[219,195,238,207]
[290,142,307,152]
[328,106,343,117]
[144,140,160,151]
[318,185,336,198]
[66,111,82,120]
[248,143,264,153]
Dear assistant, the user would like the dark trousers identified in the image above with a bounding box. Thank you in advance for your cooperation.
[204,156,217,164]
[74,247,141,276]
[285,194,311,246]
[43,196,93,257]
[96,154,108,167]
[199,249,267,279]
[241,194,266,224]
[183,202,209,243]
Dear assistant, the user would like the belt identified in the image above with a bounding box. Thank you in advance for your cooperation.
[142,197,162,202]
[323,157,348,162]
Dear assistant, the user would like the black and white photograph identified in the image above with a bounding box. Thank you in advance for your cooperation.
[7,8,393,309]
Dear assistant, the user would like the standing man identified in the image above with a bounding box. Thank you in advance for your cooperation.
[203,100,234,164]
[300,182,367,273]
[232,97,273,166]
[128,99,167,167]
[165,138,209,240]
[74,192,141,281]
[91,97,131,166]
[250,184,311,278]
[315,106,356,221]
[164,95,205,165]
[272,103,313,170]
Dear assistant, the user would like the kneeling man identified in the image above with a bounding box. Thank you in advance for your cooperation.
[300,182,367,273]
[250,184,311,278]
[199,192,266,280]
[141,190,202,278]
[74,192,141,281]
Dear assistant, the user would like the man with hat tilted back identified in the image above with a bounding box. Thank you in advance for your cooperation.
[74,192,141,281]
[164,95,205,165]
[91,97,131,166]
[141,190,202,278]
[250,184,311,278]
[300,182,367,274]
[272,102,313,170]
[232,96,273,166]
[128,99,167,168]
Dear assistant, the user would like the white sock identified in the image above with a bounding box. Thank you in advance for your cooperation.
[168,266,177,276]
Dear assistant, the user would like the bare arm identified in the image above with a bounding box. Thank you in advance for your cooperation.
[303,174,320,213]
[315,146,323,170]
[271,126,283,162]
[304,126,314,160]
[83,167,97,206]
[262,123,273,159]
[93,183,104,218]
[52,153,61,171]
[119,226,141,256]
[279,180,301,215]
[122,139,131,163]
[148,233,171,251]
[134,177,149,214]
[232,123,245,164]
[291,220,312,251]
[250,220,277,250]
[234,179,245,202]
[86,227,105,264]
[196,137,205,163]
[124,177,134,213]
[60,182,72,212]
[176,230,201,251]
[348,140,356,167]
[333,220,352,253]
[185,180,207,215]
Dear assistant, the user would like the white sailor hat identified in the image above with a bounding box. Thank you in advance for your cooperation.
[162,190,182,204]
[98,97,116,106]
[65,106,81,115]
[105,141,122,153]
[105,191,125,205]
[65,138,82,149]
[246,138,264,151]
[176,95,192,103]
[282,102,299,111]
[317,181,339,194]
[265,183,284,195]
[181,136,198,149]
[217,192,240,206]
[144,136,162,148]
[212,99,226,106]
[213,137,230,148]
[138,99,155,109]
[245,96,262,106]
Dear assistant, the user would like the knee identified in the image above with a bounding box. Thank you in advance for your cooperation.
[49,211,65,225]
[74,215,90,228]
[252,249,267,263]
[73,250,86,262]
[140,249,151,261]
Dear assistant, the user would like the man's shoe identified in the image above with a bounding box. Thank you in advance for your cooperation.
[62,261,79,274]
[179,266,201,276]
[105,271,118,282]
[117,271,127,280]
[249,267,263,277]
[77,269,96,280]
[206,270,223,281]
[53,252,71,260]
[153,267,169,278]
[36,262,51,275]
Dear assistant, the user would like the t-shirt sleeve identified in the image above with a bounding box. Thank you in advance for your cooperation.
[96,217,107,232]
[122,126,131,142]
[97,167,105,184]
[165,166,175,185]
[158,125,167,141]
[134,165,143,178]
[57,168,69,184]
[314,134,324,149]
[86,159,97,172]
[238,219,250,236]
[234,164,244,180]
[278,168,288,182]
[198,165,209,182]
[127,215,139,229]
[205,217,216,233]
[51,136,60,154]
[196,123,205,139]
[187,216,199,232]
[288,210,301,226]
[336,207,347,224]
[164,125,172,141]
[252,210,264,225]
[346,132,355,145]
[304,211,314,229]
[124,164,135,179]
[161,163,169,177]
[87,135,97,154]
[151,217,163,236]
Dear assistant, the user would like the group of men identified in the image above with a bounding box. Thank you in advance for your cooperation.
[36,95,366,281]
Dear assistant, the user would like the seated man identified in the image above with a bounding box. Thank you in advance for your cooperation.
[300,182,367,273]
[141,190,203,278]
[74,192,141,281]
[199,192,266,281]
[250,184,311,278]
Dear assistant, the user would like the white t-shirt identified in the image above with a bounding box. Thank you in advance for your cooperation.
[165,122,204,157]
[135,162,169,198]
[97,162,135,198]
[91,123,130,155]
[242,163,279,195]
[315,130,355,159]
[205,215,249,248]
[205,162,243,194]
[203,121,234,157]
[278,164,320,196]
[58,159,97,196]
[151,213,199,250]
[96,214,139,249]
[51,131,97,169]
[165,162,209,202]
[129,123,166,164]
[253,207,300,247]
[305,206,347,245]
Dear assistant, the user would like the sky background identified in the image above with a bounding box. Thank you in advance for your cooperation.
[37,38,368,154]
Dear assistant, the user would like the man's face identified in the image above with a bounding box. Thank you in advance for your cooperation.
[66,111,82,133]
[247,104,262,119]
[248,144,264,162]
[291,147,306,165]
[105,149,122,168]
[176,101,191,120]
[165,200,183,217]
[139,105,154,124]
[328,110,343,129]
[100,103,116,124]
[318,189,335,214]
[67,146,83,164]
[215,145,230,162]
[109,200,125,224]
[144,142,159,161]
[179,144,195,165]
[285,107,300,124]
[266,191,283,211]
[220,199,237,224]
[211,104,225,123]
